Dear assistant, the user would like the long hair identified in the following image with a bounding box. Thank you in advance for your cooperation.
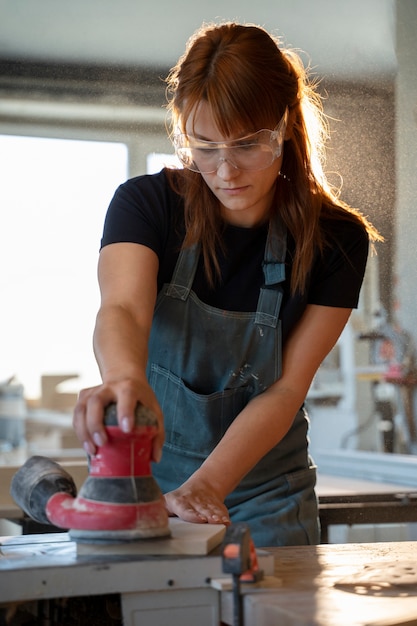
[165,22,382,293]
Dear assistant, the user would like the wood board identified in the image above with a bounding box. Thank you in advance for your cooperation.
[76,518,226,556]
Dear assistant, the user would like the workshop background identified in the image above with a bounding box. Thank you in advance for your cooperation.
[1,0,417,541]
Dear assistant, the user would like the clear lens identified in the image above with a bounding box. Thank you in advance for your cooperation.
[174,109,288,174]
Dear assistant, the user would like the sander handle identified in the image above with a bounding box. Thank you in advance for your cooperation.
[10,456,77,526]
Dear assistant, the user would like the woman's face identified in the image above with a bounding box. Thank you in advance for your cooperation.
[184,101,283,228]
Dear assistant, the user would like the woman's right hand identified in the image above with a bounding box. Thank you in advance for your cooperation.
[73,377,164,462]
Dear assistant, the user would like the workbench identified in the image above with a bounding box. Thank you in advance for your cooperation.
[1,532,417,625]
[241,540,417,626]
[316,474,417,542]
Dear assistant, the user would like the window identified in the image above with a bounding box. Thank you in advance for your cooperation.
[146,152,180,173]
[0,135,128,400]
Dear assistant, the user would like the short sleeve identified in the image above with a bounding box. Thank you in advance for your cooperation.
[308,219,370,309]
[100,170,181,258]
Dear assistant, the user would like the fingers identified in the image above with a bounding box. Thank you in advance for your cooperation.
[113,381,145,434]
[164,490,231,526]
[73,386,114,455]
[73,380,164,457]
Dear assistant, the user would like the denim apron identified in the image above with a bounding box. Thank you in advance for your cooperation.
[148,217,319,546]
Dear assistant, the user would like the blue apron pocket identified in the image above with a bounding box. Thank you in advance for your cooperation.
[149,363,250,458]
[227,465,319,546]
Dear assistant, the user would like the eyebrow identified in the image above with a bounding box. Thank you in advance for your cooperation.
[188,131,223,142]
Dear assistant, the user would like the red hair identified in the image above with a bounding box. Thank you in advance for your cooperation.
[165,22,381,292]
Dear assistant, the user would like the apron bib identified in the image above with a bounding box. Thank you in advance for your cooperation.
[147,217,319,545]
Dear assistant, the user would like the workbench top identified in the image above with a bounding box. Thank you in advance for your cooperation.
[316,473,417,497]
[243,541,417,626]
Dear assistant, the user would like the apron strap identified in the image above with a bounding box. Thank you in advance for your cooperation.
[165,243,199,300]
[165,217,287,329]
[262,216,287,286]
[255,287,283,327]
[255,218,287,328]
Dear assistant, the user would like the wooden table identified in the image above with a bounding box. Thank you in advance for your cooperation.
[234,541,417,626]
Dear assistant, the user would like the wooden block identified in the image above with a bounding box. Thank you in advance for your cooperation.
[76,518,226,556]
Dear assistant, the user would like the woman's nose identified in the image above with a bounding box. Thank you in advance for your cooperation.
[216,158,239,178]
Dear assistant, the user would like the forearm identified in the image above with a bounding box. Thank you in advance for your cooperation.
[191,383,304,499]
[190,305,351,501]
[92,242,158,386]
[93,304,149,383]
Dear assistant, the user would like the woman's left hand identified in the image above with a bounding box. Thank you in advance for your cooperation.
[164,477,231,525]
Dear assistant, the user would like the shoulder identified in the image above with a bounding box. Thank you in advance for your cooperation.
[319,210,370,270]
[307,211,370,308]
[101,169,184,254]
[112,169,182,212]
[320,210,369,248]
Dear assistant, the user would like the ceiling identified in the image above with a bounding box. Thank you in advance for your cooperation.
[0,0,397,81]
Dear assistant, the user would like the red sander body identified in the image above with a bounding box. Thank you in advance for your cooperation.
[10,403,170,542]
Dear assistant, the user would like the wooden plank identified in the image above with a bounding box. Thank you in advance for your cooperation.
[76,518,226,556]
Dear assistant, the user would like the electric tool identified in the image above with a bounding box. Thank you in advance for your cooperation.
[10,402,170,542]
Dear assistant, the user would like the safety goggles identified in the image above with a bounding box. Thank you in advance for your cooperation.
[173,108,288,174]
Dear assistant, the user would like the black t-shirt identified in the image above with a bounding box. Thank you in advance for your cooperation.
[101,169,369,343]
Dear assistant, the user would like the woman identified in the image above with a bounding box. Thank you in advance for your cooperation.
[73,22,381,546]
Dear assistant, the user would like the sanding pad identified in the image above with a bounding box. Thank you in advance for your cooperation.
[69,522,170,543]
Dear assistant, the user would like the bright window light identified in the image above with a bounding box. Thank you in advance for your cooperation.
[0,135,128,400]
[146,152,181,174]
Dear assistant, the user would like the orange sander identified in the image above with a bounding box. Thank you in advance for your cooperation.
[10,403,170,542]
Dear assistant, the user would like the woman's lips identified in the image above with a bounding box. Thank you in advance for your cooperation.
[221,186,249,195]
